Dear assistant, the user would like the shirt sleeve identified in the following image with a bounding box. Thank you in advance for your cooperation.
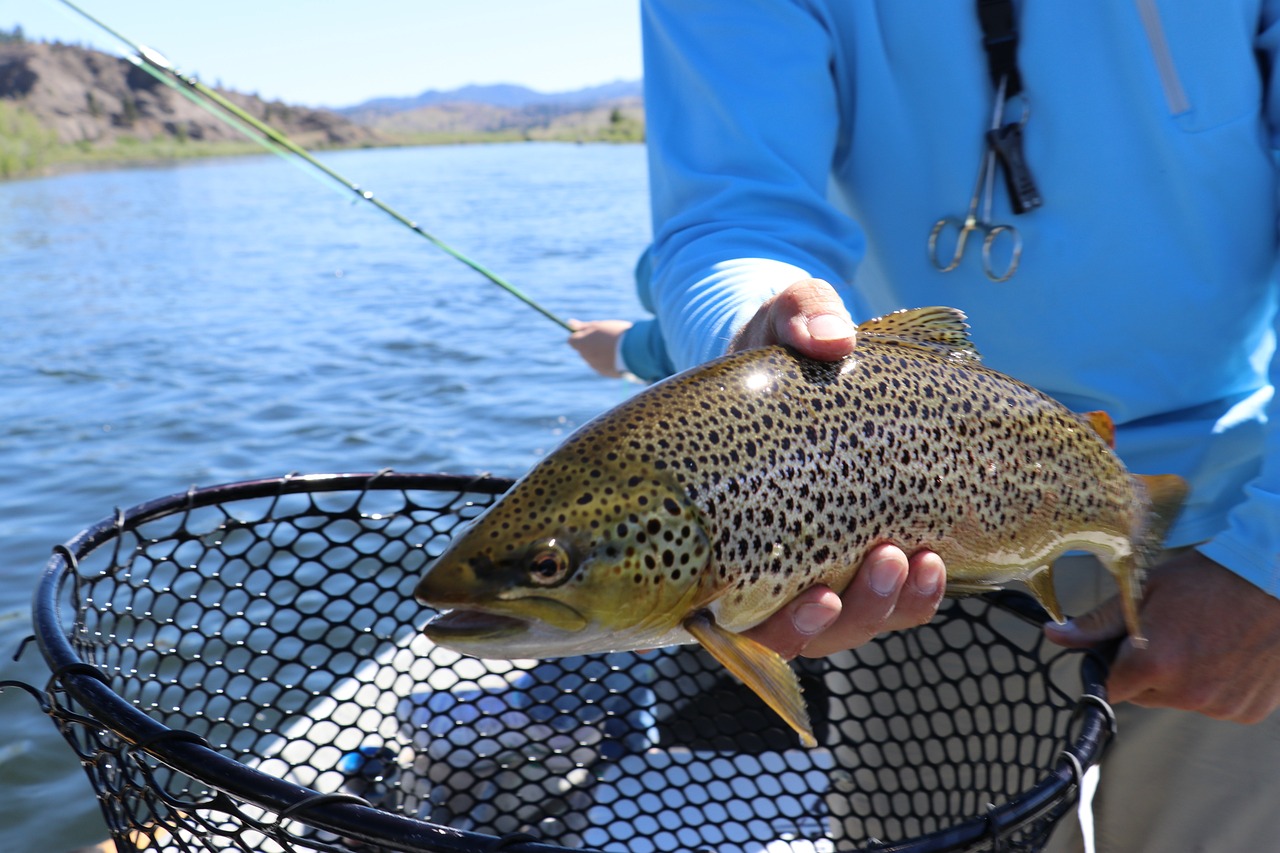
[640,0,865,372]
[618,318,676,383]
[1195,4,1280,595]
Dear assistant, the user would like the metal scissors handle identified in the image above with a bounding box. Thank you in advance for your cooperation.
[928,77,1023,283]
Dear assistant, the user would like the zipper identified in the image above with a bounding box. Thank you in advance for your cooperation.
[1134,0,1191,115]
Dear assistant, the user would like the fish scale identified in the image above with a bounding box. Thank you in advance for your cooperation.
[417,307,1187,746]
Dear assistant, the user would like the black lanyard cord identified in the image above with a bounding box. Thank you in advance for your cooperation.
[976,0,1042,215]
[977,0,1023,98]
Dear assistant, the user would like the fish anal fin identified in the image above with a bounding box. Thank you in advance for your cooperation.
[857,307,980,361]
[1081,411,1117,449]
[1099,553,1148,649]
[1107,473,1190,649]
[1024,566,1065,624]
[683,611,816,747]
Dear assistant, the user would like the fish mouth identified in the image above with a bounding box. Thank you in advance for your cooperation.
[424,609,529,642]
[424,597,588,644]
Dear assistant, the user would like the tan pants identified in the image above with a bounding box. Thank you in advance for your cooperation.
[1044,554,1280,853]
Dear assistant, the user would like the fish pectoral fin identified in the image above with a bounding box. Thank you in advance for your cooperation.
[683,611,816,748]
[1024,566,1065,624]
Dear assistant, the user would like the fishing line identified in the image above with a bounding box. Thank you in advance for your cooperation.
[56,0,574,333]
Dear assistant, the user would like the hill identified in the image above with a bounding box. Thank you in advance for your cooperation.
[0,34,645,180]
[0,40,376,148]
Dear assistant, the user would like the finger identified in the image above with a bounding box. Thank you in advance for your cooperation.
[1043,594,1128,648]
[800,544,910,658]
[883,549,946,631]
[743,585,842,660]
[732,279,856,361]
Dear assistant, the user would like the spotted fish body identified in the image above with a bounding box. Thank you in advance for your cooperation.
[417,308,1187,746]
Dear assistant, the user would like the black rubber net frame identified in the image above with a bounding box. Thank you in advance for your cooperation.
[16,472,1115,853]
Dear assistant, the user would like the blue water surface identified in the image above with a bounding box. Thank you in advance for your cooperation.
[0,142,650,852]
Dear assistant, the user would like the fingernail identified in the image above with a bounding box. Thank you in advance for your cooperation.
[793,602,838,635]
[806,313,855,342]
[914,561,944,597]
[868,556,901,596]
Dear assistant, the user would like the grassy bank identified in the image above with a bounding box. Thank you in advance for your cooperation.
[0,102,58,179]
[1,122,644,182]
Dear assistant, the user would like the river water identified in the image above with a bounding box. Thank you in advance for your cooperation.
[0,142,650,852]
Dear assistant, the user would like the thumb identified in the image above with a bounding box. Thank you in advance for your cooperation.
[775,279,856,361]
[731,279,856,360]
[1043,595,1128,648]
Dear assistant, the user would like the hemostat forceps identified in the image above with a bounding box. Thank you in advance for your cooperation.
[928,76,1023,283]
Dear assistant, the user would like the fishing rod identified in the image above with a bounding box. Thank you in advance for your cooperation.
[56,0,574,333]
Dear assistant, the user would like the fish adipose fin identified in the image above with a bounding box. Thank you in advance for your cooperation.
[683,611,816,747]
[856,307,980,361]
[1081,411,1117,449]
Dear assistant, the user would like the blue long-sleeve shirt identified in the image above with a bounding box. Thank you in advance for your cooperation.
[635,0,1280,597]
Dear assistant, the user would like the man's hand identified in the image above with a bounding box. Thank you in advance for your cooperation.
[729,278,858,359]
[745,544,947,659]
[1046,551,1280,723]
[734,279,947,659]
[568,319,633,378]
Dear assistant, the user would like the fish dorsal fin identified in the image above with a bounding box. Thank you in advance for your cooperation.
[856,307,980,360]
[1081,410,1117,449]
[683,611,816,747]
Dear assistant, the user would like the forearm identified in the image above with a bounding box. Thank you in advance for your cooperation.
[641,0,864,370]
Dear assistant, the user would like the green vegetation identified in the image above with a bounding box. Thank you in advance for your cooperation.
[596,107,645,142]
[45,137,272,171]
[0,120,644,182]
[0,26,25,44]
[0,102,57,179]
[378,125,644,146]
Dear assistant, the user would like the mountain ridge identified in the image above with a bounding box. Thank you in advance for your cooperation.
[337,79,642,117]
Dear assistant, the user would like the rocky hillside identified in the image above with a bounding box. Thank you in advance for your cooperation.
[0,39,379,148]
[0,34,643,179]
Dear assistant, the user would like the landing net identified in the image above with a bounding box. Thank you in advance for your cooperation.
[20,472,1113,852]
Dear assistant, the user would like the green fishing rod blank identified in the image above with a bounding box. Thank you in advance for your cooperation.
[57,0,574,333]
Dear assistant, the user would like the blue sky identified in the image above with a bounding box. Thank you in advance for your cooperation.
[4,0,643,107]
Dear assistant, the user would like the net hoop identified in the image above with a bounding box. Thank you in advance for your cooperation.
[26,472,1115,853]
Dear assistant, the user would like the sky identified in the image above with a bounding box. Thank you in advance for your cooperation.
[2,0,643,107]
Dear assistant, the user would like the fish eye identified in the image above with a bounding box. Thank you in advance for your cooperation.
[527,540,572,586]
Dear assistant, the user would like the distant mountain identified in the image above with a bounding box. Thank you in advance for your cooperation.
[337,80,643,122]
[331,79,645,143]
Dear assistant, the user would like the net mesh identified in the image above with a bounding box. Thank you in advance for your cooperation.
[24,472,1113,853]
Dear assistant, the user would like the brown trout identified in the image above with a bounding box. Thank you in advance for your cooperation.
[416,307,1186,746]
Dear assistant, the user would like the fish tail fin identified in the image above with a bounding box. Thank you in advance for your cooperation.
[683,611,816,747]
[1117,474,1190,648]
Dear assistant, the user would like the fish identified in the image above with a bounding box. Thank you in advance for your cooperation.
[416,307,1187,746]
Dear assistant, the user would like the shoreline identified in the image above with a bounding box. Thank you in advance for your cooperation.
[5,133,643,184]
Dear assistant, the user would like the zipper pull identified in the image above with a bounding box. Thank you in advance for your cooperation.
[987,121,1043,215]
